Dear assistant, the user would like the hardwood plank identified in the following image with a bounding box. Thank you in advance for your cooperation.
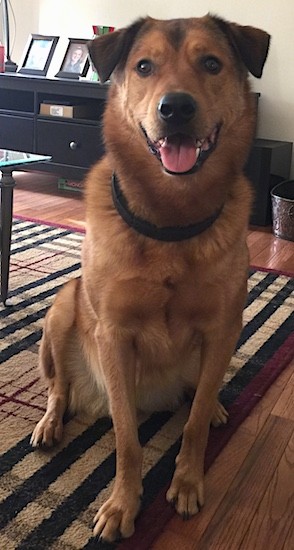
[247,227,273,260]
[240,428,294,550]
[151,531,195,550]
[283,513,294,549]
[248,229,294,272]
[195,416,293,549]
[13,171,85,227]
[251,240,294,272]
[272,361,294,420]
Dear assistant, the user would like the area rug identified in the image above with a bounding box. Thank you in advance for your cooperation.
[0,218,293,550]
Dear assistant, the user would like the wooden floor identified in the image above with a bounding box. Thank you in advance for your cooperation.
[12,172,294,549]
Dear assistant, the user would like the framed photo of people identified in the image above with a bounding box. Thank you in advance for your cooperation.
[55,38,90,79]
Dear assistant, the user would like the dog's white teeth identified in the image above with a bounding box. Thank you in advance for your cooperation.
[155,138,167,148]
[195,147,201,159]
[210,127,218,143]
[160,138,168,148]
[201,139,210,152]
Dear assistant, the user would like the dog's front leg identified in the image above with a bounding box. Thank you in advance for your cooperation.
[167,326,241,518]
[93,326,142,542]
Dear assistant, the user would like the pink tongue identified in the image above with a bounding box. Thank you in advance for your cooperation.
[160,135,197,173]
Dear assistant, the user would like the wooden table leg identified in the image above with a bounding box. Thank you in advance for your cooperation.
[0,168,15,305]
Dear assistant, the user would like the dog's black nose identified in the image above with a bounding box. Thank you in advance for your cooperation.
[158,93,197,125]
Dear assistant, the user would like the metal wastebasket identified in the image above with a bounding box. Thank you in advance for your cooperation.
[271,180,294,241]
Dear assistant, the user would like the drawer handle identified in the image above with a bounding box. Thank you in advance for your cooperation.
[69,141,78,150]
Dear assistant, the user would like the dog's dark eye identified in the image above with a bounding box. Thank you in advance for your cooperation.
[136,59,153,76]
[202,56,222,74]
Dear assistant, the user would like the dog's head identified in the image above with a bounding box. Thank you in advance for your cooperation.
[88,16,270,176]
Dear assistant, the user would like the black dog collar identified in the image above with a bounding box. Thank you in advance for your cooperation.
[111,174,223,242]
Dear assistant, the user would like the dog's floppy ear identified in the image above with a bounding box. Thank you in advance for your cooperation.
[88,18,147,83]
[212,16,271,78]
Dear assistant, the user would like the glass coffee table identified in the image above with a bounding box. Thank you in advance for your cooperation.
[0,150,51,305]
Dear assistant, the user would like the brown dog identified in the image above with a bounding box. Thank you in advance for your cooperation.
[31,15,270,542]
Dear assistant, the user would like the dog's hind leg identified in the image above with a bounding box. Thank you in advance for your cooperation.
[211,400,229,427]
[186,388,228,427]
[31,278,78,448]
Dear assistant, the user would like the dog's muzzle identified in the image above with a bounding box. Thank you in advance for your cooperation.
[142,92,221,176]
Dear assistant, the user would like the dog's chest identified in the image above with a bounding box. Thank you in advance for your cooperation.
[109,260,215,348]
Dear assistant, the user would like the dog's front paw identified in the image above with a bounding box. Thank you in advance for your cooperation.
[93,490,142,542]
[30,414,63,447]
[166,468,204,518]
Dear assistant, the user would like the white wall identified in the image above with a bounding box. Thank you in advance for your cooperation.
[1,1,40,61]
[6,0,294,176]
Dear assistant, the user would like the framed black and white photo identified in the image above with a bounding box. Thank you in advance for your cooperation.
[55,38,90,79]
[18,34,59,76]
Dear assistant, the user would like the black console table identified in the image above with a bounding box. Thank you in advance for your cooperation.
[0,73,108,180]
[246,139,292,225]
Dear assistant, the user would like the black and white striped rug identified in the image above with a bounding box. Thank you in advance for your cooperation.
[0,218,293,549]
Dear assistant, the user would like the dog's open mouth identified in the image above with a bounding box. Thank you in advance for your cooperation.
[143,124,221,175]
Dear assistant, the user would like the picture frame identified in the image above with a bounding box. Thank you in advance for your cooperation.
[55,38,90,79]
[18,34,59,76]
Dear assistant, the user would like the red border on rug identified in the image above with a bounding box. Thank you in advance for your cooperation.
[13,214,86,234]
[119,330,294,549]
[250,264,294,278]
